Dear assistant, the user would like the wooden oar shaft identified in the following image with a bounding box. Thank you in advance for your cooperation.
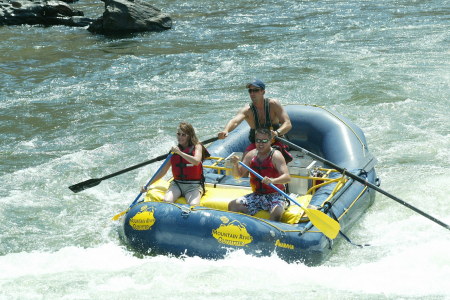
[104,153,168,181]
[68,153,169,193]
[98,136,218,181]
[112,153,174,221]
[69,136,218,193]
[277,137,450,231]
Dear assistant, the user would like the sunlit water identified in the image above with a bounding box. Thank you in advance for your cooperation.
[1,0,449,299]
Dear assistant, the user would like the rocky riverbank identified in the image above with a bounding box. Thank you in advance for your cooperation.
[0,0,172,34]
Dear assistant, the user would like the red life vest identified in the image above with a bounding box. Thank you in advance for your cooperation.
[249,150,285,194]
[171,145,203,181]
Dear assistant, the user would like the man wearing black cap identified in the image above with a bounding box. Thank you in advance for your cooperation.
[217,79,292,159]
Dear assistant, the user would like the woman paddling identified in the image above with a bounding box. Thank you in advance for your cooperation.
[141,122,209,206]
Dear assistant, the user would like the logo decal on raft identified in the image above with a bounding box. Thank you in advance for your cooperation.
[129,205,156,230]
[212,218,253,247]
[275,239,295,250]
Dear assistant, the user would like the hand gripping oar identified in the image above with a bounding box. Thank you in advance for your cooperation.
[239,161,340,239]
[69,136,218,193]
[112,153,173,221]
[276,136,450,231]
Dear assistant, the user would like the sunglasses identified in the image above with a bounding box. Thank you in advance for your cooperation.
[255,138,270,143]
[248,88,261,93]
[177,132,188,137]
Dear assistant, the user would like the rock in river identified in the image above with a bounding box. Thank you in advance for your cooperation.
[87,0,172,35]
[0,0,92,27]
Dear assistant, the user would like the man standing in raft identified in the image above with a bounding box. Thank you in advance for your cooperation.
[228,128,291,221]
[217,79,292,161]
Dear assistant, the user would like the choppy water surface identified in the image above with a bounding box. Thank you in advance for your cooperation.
[1,0,449,299]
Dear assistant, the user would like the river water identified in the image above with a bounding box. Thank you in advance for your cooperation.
[1,0,449,299]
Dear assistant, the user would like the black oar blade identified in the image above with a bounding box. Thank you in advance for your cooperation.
[69,178,101,193]
[67,137,218,194]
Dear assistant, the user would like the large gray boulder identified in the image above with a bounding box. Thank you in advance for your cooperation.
[87,0,172,35]
[0,0,92,27]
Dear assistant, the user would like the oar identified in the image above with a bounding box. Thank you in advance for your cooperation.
[239,161,340,239]
[112,153,173,221]
[69,136,218,193]
[276,137,450,231]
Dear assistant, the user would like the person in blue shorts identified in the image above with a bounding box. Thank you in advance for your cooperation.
[228,128,291,221]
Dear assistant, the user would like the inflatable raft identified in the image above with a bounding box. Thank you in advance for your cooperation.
[119,104,378,265]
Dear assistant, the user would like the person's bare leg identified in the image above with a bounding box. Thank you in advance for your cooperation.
[164,185,181,203]
[185,190,202,206]
[228,198,248,213]
[269,205,284,221]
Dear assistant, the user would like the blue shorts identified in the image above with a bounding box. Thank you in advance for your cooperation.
[237,192,286,215]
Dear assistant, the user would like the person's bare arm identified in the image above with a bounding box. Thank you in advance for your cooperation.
[151,162,171,182]
[230,150,253,178]
[171,144,203,166]
[141,161,171,192]
[218,106,248,139]
[271,99,292,137]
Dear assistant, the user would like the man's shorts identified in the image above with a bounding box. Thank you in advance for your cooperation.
[237,192,286,216]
